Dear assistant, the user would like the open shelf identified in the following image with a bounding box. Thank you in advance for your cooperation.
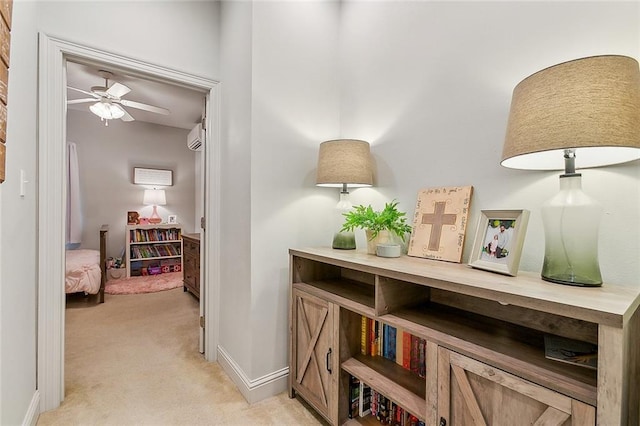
[342,355,426,422]
[382,302,597,405]
[294,280,375,318]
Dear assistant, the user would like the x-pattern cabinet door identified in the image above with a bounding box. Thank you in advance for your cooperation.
[437,348,595,426]
[291,289,338,424]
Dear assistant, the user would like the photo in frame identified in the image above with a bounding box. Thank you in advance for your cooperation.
[468,209,530,276]
[167,214,177,224]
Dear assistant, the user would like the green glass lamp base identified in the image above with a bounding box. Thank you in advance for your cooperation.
[541,273,602,287]
[332,232,356,250]
[541,174,603,288]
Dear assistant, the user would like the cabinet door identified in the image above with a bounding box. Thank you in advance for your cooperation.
[437,348,595,426]
[291,289,337,423]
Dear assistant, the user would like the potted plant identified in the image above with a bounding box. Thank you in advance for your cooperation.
[340,200,413,255]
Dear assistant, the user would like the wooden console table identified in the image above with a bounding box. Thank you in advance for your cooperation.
[288,247,640,425]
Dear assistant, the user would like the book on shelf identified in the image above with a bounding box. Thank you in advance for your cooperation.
[358,381,371,417]
[361,316,370,356]
[544,334,597,370]
[402,331,411,370]
[385,325,397,362]
[348,375,360,419]
[395,326,404,367]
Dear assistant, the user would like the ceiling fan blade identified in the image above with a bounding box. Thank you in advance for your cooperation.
[106,82,131,98]
[119,99,170,115]
[67,98,97,104]
[114,104,135,122]
[67,86,99,98]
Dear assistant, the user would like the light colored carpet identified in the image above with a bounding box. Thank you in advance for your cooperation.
[38,289,325,425]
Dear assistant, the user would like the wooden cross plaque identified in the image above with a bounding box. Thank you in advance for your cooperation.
[408,186,473,263]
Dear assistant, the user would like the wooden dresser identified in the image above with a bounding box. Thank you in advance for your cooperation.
[289,247,640,426]
[182,233,200,299]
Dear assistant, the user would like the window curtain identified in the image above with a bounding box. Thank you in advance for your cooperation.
[66,142,82,247]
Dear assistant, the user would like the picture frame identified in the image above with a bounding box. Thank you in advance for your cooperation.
[167,214,177,224]
[468,209,530,276]
[127,211,140,225]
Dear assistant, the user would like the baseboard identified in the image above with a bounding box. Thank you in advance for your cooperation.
[217,345,289,404]
[22,390,40,426]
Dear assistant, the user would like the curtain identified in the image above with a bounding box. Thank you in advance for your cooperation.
[66,142,82,246]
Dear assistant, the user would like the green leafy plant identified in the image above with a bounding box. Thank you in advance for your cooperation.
[340,200,413,241]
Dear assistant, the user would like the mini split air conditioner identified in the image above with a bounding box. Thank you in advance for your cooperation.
[187,123,204,151]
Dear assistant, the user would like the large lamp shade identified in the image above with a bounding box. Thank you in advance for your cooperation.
[316,139,373,187]
[502,55,640,170]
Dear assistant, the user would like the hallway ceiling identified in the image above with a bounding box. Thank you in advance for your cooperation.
[66,61,206,130]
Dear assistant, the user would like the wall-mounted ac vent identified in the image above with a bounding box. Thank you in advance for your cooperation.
[187,123,204,151]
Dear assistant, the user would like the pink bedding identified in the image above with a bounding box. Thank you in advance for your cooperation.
[65,249,102,294]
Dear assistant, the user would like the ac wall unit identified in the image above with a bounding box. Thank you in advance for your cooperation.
[187,123,204,151]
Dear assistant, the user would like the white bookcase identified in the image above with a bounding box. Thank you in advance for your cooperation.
[125,224,183,278]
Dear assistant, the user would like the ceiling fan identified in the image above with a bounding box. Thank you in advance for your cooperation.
[67,70,170,126]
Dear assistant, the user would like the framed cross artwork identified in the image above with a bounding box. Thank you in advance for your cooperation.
[407,186,473,263]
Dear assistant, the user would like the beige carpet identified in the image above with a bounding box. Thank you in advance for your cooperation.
[37,289,325,425]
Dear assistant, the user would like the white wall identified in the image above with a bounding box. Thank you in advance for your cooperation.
[1,1,219,423]
[338,1,640,286]
[0,2,38,424]
[67,109,197,258]
[250,1,341,380]
[218,0,254,384]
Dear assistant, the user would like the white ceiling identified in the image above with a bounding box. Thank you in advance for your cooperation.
[66,61,206,130]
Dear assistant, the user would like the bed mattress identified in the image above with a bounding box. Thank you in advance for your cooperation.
[65,249,102,294]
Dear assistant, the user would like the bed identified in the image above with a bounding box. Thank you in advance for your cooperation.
[65,225,108,303]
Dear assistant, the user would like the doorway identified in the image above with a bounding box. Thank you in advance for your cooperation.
[37,33,221,413]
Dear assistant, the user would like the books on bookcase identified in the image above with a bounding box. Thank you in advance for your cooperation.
[360,315,426,377]
[345,381,424,426]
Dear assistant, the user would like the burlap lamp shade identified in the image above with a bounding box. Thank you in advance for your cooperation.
[316,139,373,187]
[502,55,640,170]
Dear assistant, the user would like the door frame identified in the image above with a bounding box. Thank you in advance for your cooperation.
[37,33,221,412]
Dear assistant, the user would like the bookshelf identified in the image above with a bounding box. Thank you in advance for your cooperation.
[289,247,640,426]
[126,224,183,278]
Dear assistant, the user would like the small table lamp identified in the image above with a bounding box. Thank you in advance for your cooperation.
[316,139,373,249]
[143,189,167,224]
[501,55,640,286]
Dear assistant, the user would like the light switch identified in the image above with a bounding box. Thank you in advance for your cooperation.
[20,169,27,197]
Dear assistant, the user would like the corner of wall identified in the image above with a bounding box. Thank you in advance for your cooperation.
[217,345,288,404]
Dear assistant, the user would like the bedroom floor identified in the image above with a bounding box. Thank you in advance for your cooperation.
[37,288,325,425]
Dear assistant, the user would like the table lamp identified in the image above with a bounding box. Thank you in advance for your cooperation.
[316,139,373,249]
[501,55,640,286]
[143,189,167,224]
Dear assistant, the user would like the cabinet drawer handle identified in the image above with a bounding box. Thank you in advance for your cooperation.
[440,417,447,426]
[326,348,332,374]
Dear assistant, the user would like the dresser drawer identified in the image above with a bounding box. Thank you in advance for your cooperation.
[183,237,200,257]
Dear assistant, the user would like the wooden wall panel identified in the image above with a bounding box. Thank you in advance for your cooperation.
[0,0,10,185]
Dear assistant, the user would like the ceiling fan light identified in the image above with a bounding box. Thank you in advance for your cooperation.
[89,101,125,120]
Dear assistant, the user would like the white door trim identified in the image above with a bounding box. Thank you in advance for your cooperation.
[37,33,221,412]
